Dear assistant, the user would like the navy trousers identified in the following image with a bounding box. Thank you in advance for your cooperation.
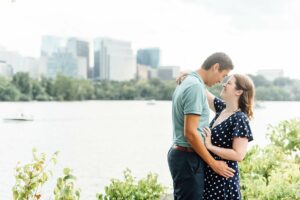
[167,147,205,200]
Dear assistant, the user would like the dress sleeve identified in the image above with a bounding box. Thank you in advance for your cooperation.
[232,112,253,141]
[213,97,226,113]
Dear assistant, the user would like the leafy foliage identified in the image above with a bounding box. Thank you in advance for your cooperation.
[54,168,80,200]
[2,72,300,101]
[240,119,300,200]
[12,148,59,200]
[96,169,166,200]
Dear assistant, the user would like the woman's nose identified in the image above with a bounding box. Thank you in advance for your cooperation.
[222,83,226,87]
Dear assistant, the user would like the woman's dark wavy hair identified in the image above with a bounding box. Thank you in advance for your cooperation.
[234,74,255,120]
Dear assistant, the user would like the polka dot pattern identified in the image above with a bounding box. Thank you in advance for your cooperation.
[203,97,253,200]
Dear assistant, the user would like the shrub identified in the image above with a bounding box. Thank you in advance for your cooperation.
[96,169,166,200]
[54,168,80,200]
[240,119,300,200]
[12,148,58,200]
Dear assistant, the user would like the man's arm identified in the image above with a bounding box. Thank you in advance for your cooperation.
[184,115,235,178]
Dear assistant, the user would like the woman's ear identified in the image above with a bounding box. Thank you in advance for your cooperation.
[235,89,243,96]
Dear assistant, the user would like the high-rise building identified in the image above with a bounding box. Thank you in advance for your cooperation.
[41,35,65,57]
[0,48,43,79]
[137,48,160,69]
[136,64,150,80]
[0,60,13,77]
[41,35,89,79]
[46,50,87,79]
[67,38,90,78]
[157,66,180,80]
[94,38,136,81]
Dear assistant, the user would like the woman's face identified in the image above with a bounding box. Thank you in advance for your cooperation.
[220,76,239,100]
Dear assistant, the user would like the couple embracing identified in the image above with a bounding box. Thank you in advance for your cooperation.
[168,52,255,200]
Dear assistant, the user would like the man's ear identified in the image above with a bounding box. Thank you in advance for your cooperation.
[212,63,220,72]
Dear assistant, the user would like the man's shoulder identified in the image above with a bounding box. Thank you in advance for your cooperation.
[183,75,203,87]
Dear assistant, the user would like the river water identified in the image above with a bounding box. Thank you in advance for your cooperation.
[0,101,299,199]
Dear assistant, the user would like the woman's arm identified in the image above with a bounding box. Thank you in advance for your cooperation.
[206,89,216,112]
[203,127,249,162]
[176,70,191,84]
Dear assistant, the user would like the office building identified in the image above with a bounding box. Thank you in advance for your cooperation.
[94,38,136,81]
[41,35,89,79]
[137,48,160,69]
[157,66,180,80]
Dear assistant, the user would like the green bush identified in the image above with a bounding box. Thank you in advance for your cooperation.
[240,119,300,200]
[96,169,166,200]
[12,148,58,200]
[54,168,80,200]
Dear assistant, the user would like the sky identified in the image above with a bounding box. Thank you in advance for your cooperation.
[1,0,300,78]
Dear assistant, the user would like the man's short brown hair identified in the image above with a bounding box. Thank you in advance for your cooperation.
[201,52,234,71]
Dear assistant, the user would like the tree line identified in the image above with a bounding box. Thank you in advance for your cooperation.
[0,72,299,101]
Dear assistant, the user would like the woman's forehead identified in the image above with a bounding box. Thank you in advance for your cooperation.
[223,75,235,83]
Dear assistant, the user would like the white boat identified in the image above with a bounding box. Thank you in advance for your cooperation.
[3,113,34,121]
[146,99,156,105]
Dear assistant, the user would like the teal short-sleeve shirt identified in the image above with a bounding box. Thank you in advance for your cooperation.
[172,71,210,147]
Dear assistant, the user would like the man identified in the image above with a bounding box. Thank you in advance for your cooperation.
[167,52,235,200]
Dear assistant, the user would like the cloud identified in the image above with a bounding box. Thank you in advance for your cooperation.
[180,0,300,30]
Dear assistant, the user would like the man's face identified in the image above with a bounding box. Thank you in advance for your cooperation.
[208,68,231,87]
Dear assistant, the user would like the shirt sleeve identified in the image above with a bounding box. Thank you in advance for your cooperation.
[182,84,203,115]
[232,113,253,141]
[214,97,226,113]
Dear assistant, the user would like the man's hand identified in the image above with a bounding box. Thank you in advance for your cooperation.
[210,160,235,178]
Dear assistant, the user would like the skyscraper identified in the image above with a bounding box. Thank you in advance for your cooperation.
[46,50,87,79]
[94,38,136,81]
[41,35,89,79]
[67,38,90,78]
[137,48,160,69]
[41,35,65,57]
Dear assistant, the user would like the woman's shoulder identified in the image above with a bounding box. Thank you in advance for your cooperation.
[233,111,250,122]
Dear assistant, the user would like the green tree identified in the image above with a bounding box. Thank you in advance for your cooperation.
[273,77,293,87]
[40,76,55,99]
[53,75,77,100]
[31,80,48,100]
[255,86,291,101]
[248,74,271,87]
[12,72,32,98]
[0,76,20,101]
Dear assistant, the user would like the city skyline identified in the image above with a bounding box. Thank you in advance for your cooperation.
[1,0,300,78]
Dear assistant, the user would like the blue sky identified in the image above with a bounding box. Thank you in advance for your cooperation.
[1,0,300,78]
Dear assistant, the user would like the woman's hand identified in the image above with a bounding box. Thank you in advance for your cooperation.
[203,127,213,150]
[176,71,190,85]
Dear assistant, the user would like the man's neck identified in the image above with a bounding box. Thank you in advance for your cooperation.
[196,68,207,85]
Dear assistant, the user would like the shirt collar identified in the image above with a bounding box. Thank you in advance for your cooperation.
[190,71,204,84]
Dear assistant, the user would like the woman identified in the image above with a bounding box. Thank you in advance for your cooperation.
[177,73,255,199]
[203,74,254,200]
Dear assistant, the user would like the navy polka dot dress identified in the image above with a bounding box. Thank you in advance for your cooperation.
[203,97,253,200]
